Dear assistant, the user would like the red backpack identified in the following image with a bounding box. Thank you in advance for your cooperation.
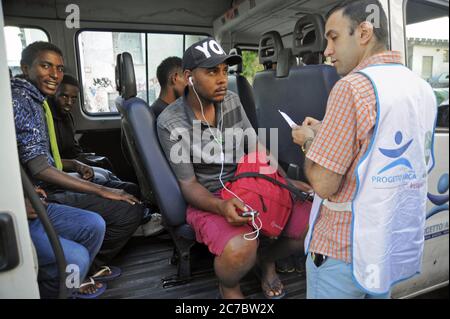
[221,152,308,238]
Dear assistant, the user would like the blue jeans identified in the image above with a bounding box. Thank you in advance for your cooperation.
[306,253,391,299]
[29,203,105,298]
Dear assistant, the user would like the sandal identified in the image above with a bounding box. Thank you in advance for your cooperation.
[91,265,122,282]
[261,276,286,299]
[254,265,286,299]
[73,277,107,299]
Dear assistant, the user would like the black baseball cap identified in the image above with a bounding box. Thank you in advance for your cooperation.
[182,37,242,70]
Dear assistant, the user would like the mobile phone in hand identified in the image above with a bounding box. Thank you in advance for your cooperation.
[241,210,259,218]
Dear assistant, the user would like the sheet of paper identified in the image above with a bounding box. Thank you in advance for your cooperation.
[278,110,297,128]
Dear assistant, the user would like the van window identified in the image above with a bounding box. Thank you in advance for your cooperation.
[405,2,449,129]
[77,31,207,115]
[240,49,264,85]
[4,26,49,77]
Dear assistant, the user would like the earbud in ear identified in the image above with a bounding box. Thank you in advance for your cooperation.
[189,76,194,86]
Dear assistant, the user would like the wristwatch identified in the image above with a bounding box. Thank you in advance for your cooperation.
[301,137,314,153]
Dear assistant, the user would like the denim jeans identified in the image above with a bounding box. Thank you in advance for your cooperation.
[29,203,105,298]
[306,253,391,299]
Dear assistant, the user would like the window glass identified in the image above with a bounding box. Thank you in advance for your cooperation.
[4,26,49,77]
[78,31,146,113]
[147,34,183,104]
[240,50,264,85]
[406,13,449,129]
[78,31,207,114]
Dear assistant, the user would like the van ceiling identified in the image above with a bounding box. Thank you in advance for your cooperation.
[214,0,342,45]
[2,0,232,27]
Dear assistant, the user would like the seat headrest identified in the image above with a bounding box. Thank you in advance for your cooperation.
[258,31,284,67]
[276,48,295,78]
[292,14,326,57]
[228,47,243,74]
[115,53,122,93]
[115,52,137,100]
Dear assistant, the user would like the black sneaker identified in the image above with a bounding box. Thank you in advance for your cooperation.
[276,256,295,273]
[294,254,306,274]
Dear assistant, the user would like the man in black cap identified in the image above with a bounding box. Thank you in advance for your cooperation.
[157,37,309,299]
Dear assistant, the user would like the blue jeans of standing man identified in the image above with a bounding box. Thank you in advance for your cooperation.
[29,203,105,298]
[306,253,391,299]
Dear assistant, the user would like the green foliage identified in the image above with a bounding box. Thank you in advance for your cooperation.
[241,50,264,85]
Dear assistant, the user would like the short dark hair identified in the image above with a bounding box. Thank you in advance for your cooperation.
[60,74,80,88]
[326,0,388,47]
[156,56,182,89]
[20,41,63,67]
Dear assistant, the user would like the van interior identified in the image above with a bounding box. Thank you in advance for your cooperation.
[0,0,448,299]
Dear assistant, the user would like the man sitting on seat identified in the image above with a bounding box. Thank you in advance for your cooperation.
[12,41,145,283]
[49,74,129,184]
[151,56,186,118]
[49,74,163,236]
[157,38,311,299]
[48,74,114,173]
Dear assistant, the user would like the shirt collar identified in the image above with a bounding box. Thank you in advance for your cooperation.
[183,94,223,128]
[351,51,403,74]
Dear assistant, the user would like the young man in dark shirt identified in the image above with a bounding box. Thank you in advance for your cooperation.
[48,74,123,181]
[49,74,164,236]
[150,56,186,118]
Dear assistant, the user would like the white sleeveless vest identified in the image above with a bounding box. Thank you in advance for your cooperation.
[305,64,437,295]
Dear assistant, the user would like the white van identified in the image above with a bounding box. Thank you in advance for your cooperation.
[0,0,448,299]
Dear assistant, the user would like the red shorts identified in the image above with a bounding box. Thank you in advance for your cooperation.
[186,199,311,256]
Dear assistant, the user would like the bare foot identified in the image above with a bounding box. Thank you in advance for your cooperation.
[78,279,103,295]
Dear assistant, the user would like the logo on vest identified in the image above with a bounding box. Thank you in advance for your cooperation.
[371,131,417,186]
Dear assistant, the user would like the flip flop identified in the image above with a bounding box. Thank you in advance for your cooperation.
[74,277,107,299]
[254,265,286,299]
[261,277,286,299]
[91,266,122,282]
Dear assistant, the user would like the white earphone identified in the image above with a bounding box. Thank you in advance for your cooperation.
[188,76,194,86]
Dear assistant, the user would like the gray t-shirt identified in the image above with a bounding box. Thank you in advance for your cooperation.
[157,91,257,192]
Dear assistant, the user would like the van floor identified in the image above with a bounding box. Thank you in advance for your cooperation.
[100,232,307,299]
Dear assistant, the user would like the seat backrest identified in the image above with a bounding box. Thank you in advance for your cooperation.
[253,17,340,181]
[115,52,187,227]
[227,47,258,129]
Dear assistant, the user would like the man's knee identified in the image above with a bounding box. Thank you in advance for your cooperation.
[222,235,258,267]
[83,212,106,239]
[108,201,144,227]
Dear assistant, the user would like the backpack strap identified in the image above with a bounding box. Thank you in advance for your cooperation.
[227,172,310,201]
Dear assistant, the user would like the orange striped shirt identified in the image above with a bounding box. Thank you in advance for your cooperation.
[306,51,403,263]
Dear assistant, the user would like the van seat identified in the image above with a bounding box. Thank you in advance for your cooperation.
[227,47,258,129]
[253,16,340,181]
[115,52,195,286]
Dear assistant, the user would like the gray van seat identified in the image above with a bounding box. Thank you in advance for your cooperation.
[253,17,340,182]
[227,47,258,129]
[115,52,195,286]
